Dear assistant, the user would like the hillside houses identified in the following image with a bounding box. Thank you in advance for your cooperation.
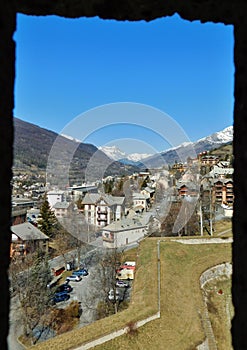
[11,142,234,253]
[177,182,199,198]
[198,154,220,166]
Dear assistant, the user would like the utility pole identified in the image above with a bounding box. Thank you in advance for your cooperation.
[209,181,213,236]
[199,197,203,236]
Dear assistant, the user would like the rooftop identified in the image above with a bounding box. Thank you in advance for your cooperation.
[11,222,49,241]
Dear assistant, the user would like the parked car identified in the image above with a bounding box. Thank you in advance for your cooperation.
[108,288,120,301]
[72,268,88,277]
[52,291,70,303]
[66,275,82,282]
[116,280,129,288]
[108,288,124,302]
[122,261,136,267]
[56,283,73,293]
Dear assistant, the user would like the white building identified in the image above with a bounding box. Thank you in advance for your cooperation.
[132,192,150,212]
[209,165,234,178]
[82,193,125,228]
[102,216,148,249]
[47,190,65,208]
[53,201,74,218]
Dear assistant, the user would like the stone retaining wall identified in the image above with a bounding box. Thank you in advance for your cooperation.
[197,262,232,350]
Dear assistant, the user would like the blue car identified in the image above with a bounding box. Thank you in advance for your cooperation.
[52,291,70,303]
[72,268,88,277]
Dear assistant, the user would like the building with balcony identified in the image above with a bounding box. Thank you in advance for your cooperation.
[212,179,234,206]
[177,182,199,198]
[82,193,125,228]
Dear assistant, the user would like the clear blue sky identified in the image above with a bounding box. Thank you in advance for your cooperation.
[14,13,234,154]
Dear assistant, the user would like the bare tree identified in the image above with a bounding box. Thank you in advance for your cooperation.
[9,251,54,345]
[80,248,127,320]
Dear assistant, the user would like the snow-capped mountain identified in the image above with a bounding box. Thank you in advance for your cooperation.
[99,145,153,163]
[195,125,233,146]
[61,134,81,143]
[98,146,126,161]
[143,125,233,168]
[125,152,153,162]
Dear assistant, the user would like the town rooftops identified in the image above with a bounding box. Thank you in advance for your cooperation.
[82,193,125,206]
[132,192,149,199]
[67,183,98,192]
[142,187,155,193]
[177,181,199,190]
[212,178,233,185]
[102,217,147,233]
[11,222,49,241]
[209,166,234,176]
[53,201,71,209]
[47,190,65,194]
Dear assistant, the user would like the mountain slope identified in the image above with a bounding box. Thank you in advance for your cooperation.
[13,117,140,184]
[140,126,233,168]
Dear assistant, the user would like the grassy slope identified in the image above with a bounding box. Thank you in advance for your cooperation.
[94,240,232,350]
[29,238,231,350]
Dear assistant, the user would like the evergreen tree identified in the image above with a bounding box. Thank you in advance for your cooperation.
[39,195,58,238]
[140,176,149,189]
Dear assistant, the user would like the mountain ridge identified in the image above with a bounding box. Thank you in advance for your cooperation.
[13,117,233,180]
[98,126,233,168]
[13,117,140,184]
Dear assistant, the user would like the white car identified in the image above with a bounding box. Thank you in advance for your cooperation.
[108,288,122,301]
[66,275,82,282]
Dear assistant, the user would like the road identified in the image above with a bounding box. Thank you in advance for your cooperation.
[8,295,25,350]
[7,245,107,349]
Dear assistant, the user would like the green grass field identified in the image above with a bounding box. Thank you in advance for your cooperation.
[29,238,232,350]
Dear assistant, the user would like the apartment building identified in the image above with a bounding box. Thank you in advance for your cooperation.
[82,193,125,228]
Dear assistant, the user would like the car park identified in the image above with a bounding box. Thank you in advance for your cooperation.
[66,275,82,282]
[72,268,89,277]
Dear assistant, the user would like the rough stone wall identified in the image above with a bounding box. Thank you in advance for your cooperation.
[1,1,246,349]
[232,18,247,350]
[16,0,242,24]
[0,2,16,349]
